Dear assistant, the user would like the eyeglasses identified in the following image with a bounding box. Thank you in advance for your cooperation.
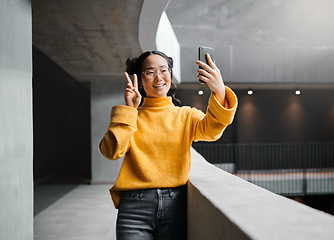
[142,66,171,80]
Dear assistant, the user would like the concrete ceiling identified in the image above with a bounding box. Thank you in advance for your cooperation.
[32,0,143,83]
[32,0,334,89]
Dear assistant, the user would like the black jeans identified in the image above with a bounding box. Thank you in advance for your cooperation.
[116,185,187,240]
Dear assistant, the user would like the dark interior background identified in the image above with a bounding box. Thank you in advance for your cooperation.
[177,86,334,144]
[33,46,91,182]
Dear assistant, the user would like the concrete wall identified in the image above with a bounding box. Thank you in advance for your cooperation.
[0,0,33,239]
[167,0,334,84]
[188,148,334,240]
[91,79,126,184]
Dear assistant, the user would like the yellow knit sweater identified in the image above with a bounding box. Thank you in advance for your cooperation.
[99,86,238,208]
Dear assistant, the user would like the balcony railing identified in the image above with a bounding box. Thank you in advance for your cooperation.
[192,142,334,195]
[188,147,334,240]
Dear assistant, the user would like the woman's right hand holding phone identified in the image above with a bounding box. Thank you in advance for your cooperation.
[124,72,142,108]
[196,54,225,106]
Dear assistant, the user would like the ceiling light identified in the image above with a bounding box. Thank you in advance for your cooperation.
[247,89,253,95]
[295,90,301,95]
[198,90,204,95]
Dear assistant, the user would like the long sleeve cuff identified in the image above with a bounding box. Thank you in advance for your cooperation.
[110,105,138,128]
[209,86,238,125]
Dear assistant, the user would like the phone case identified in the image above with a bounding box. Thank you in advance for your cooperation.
[198,46,215,84]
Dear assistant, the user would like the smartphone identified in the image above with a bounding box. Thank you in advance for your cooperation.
[198,46,215,84]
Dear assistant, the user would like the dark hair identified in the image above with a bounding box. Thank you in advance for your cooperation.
[125,51,180,104]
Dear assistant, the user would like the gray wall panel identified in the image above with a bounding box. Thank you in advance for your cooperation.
[91,79,126,184]
[0,0,33,239]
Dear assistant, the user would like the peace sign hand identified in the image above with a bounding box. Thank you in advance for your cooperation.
[124,72,142,108]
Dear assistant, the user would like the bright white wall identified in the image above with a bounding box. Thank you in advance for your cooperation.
[139,0,181,83]
[156,12,181,83]
[138,0,170,52]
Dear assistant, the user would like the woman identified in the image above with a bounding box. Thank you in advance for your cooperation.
[99,50,238,240]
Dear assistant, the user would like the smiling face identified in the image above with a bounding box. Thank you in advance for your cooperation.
[140,54,172,98]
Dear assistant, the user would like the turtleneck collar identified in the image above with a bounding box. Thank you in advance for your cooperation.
[141,96,174,108]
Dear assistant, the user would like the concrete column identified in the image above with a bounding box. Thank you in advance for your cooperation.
[0,0,33,239]
[91,78,126,184]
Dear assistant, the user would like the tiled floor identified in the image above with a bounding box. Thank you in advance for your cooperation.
[34,184,117,240]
